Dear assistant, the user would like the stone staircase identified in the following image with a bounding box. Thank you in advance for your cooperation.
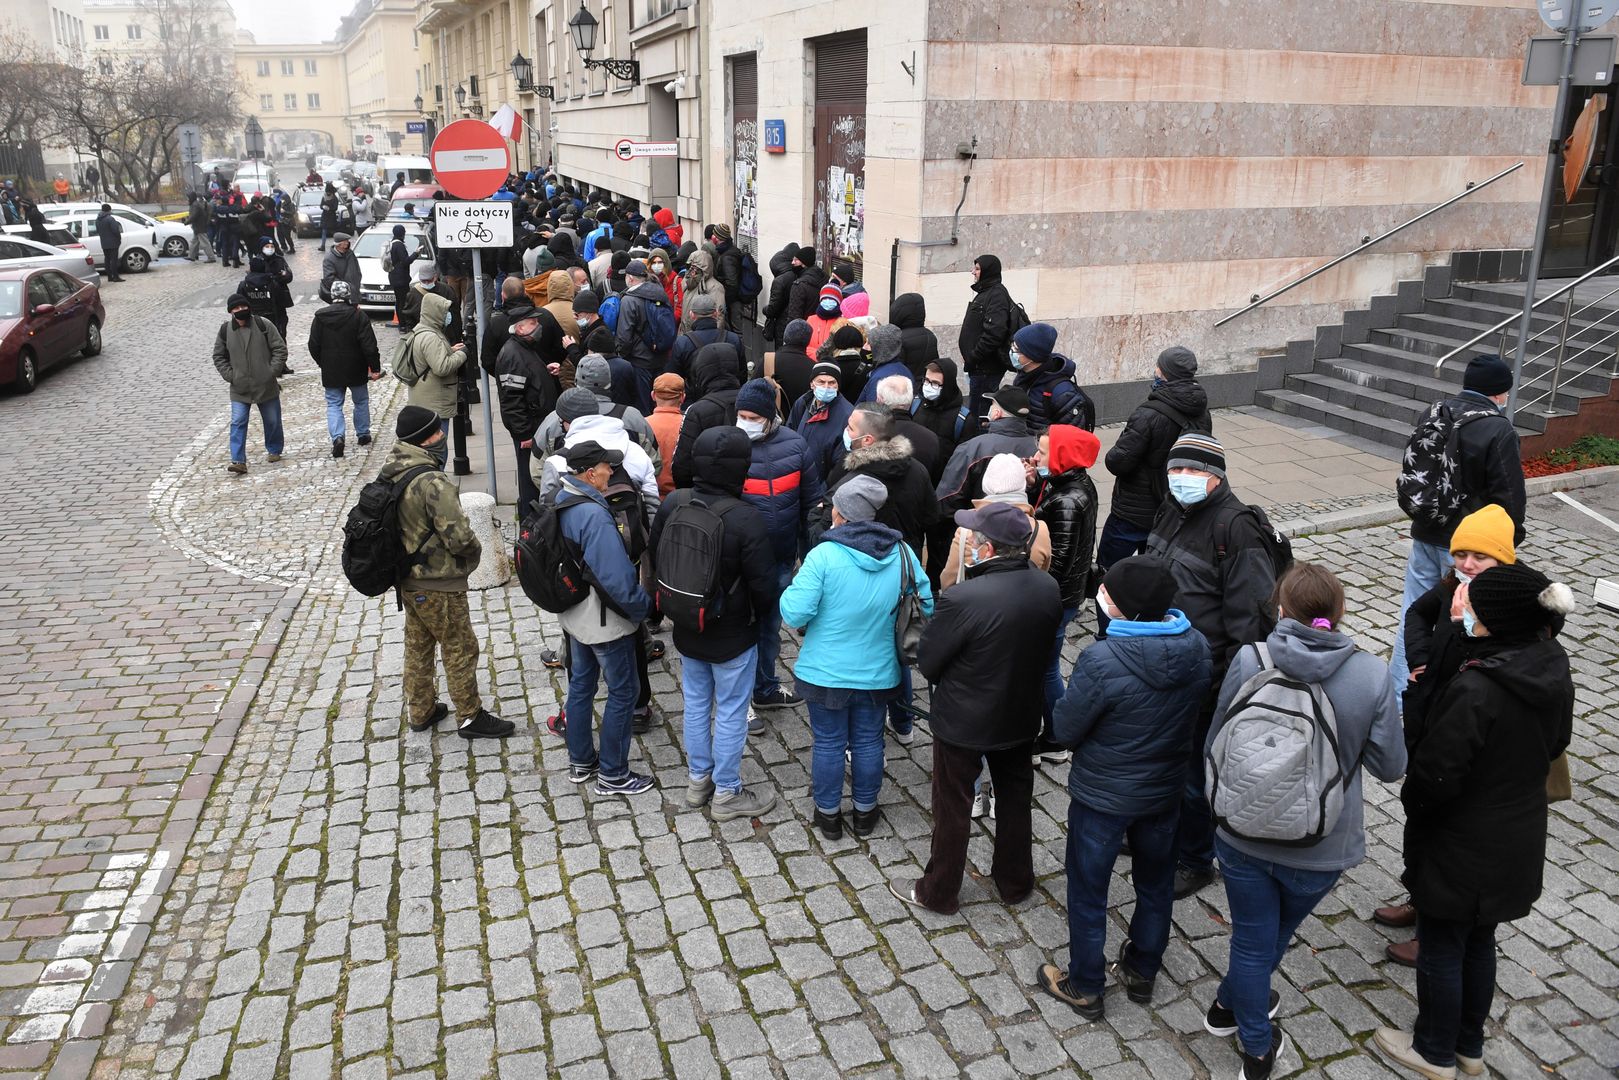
[1255,255,1619,451]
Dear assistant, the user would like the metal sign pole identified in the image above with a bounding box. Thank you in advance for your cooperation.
[1511,25,1581,419]
[471,248,497,504]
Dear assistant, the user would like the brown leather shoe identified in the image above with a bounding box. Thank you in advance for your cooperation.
[1374,902,1417,928]
[1386,938,1419,967]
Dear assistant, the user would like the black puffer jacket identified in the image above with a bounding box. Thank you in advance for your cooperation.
[307,302,380,388]
[814,435,939,555]
[671,342,743,489]
[917,556,1063,750]
[958,254,1014,377]
[786,264,829,322]
[1105,378,1213,528]
[649,426,778,663]
[893,414,943,485]
[890,292,939,374]
[1035,468,1099,607]
[910,357,978,460]
[494,327,562,440]
[1402,636,1573,925]
[762,245,801,345]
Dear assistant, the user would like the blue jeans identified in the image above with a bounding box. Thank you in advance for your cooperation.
[564,635,640,781]
[888,666,914,734]
[1177,697,1218,873]
[1042,605,1079,736]
[681,648,757,796]
[1413,913,1497,1067]
[753,560,794,698]
[1096,513,1151,571]
[1390,538,1450,691]
[1066,800,1179,996]
[229,398,284,463]
[967,370,1002,422]
[806,692,888,813]
[1215,837,1342,1057]
[324,384,371,441]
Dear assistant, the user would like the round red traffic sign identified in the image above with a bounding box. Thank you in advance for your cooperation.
[363,134,374,145]
[614,138,634,162]
[430,119,512,200]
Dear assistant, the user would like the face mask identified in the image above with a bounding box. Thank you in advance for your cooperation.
[1454,570,1474,586]
[1095,587,1114,622]
[737,418,767,441]
[1008,348,1021,370]
[576,315,590,328]
[1037,466,1050,478]
[1168,474,1208,507]
[1461,608,1480,637]
[964,544,984,568]
[842,429,855,451]
[443,310,454,327]
[232,310,251,324]
[922,382,942,401]
[819,302,840,318]
[425,441,448,467]
[650,264,665,275]
[813,386,838,405]
[1152,376,1167,389]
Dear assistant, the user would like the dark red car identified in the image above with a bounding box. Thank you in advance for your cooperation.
[0,267,105,393]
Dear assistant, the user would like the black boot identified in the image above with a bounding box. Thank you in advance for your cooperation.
[813,808,843,841]
[332,436,345,458]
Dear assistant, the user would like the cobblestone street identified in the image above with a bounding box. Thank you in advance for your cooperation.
[0,258,1615,1079]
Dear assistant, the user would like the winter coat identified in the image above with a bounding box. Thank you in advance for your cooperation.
[936,415,1038,512]
[535,414,660,520]
[95,209,122,248]
[652,208,684,250]
[818,435,939,555]
[742,425,826,564]
[307,303,380,388]
[771,343,814,408]
[1211,620,1407,872]
[1409,391,1527,548]
[713,238,744,306]
[320,246,363,303]
[917,556,1062,750]
[1055,610,1213,817]
[671,343,743,489]
[553,475,651,645]
[1145,481,1278,674]
[958,255,1014,377]
[542,271,577,335]
[187,197,213,229]
[671,319,743,382]
[855,359,914,405]
[910,357,978,459]
[212,316,287,404]
[494,330,561,441]
[805,312,848,359]
[382,440,482,592]
[388,238,422,291]
[648,433,778,663]
[1400,636,1572,924]
[1105,379,1214,529]
[679,251,729,332]
[940,497,1050,589]
[780,520,932,692]
[787,391,855,483]
[1014,353,1095,433]
[889,292,940,373]
[402,292,465,417]
[892,414,943,484]
[616,279,674,372]
[762,246,801,344]
[785,264,829,323]
[263,252,294,309]
[1035,467,1099,607]
[1401,575,1470,735]
[648,405,683,497]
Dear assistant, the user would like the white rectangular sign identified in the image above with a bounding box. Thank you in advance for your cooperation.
[434,201,513,248]
[614,139,679,161]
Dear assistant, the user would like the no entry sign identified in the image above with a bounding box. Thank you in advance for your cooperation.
[430,120,512,200]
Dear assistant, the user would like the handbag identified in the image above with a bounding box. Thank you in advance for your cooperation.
[1546,752,1573,804]
[894,547,928,667]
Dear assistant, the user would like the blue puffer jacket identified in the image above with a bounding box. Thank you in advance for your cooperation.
[787,392,854,484]
[742,425,825,563]
[1053,610,1213,817]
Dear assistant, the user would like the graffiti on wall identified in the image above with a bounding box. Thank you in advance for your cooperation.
[733,118,758,241]
[824,164,863,264]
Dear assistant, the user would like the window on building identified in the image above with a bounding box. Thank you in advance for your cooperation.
[256,60,270,76]
[97,58,112,74]
[260,94,273,110]
[94,24,108,40]
[284,93,298,110]
[126,24,141,39]
[307,93,320,109]
[304,59,317,75]
[281,60,294,76]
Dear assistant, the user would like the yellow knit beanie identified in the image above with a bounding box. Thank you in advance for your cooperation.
[1448,504,1516,565]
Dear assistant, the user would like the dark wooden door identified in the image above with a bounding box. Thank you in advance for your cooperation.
[812,33,866,281]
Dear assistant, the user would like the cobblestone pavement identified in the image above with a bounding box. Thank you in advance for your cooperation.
[7,252,1619,1079]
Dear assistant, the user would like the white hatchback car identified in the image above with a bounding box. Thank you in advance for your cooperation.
[352,222,434,314]
[42,203,189,260]
[43,212,159,274]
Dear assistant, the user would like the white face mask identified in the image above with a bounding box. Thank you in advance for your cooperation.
[736,417,767,441]
[922,382,942,401]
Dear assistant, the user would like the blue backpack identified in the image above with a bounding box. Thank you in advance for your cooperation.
[738,251,763,299]
[598,293,621,333]
[643,296,678,352]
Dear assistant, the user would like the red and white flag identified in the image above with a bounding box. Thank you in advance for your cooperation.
[489,104,524,142]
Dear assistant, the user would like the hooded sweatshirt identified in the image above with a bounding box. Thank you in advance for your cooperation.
[671,343,744,488]
[535,413,660,518]
[889,292,940,374]
[910,357,977,457]
[679,250,729,333]
[1208,619,1408,872]
[403,291,464,416]
[543,271,577,332]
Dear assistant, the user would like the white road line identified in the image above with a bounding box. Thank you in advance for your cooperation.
[1553,490,1619,534]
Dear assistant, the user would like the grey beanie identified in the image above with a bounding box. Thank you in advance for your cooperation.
[576,355,613,394]
[782,319,812,347]
[1157,345,1197,382]
[688,293,718,316]
[867,322,903,366]
[832,474,889,523]
[556,387,600,424]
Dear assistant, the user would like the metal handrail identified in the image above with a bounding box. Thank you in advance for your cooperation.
[1432,253,1619,371]
[1517,284,1619,389]
[1521,333,1619,411]
[1215,162,1525,328]
[1519,303,1619,412]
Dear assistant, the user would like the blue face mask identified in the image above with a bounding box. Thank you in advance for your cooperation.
[813,386,838,405]
[1036,466,1050,478]
[841,429,854,451]
[1461,608,1480,637]
[1168,474,1209,507]
[1008,348,1021,370]
[1152,376,1167,389]
[442,310,453,327]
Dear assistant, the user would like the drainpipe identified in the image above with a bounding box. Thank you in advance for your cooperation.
[889,171,970,307]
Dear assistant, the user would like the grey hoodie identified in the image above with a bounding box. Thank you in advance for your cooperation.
[1206,619,1407,872]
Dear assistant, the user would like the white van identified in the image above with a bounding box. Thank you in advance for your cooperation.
[377,155,434,186]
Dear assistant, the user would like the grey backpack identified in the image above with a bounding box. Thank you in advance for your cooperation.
[393,334,422,386]
[1205,643,1347,847]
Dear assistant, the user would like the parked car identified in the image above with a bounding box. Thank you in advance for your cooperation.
[0,267,106,392]
[353,222,432,314]
[386,183,442,221]
[0,228,100,281]
[293,186,326,238]
[41,203,191,259]
[45,213,158,274]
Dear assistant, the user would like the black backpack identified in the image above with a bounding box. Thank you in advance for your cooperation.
[601,465,648,565]
[341,466,437,596]
[654,495,738,632]
[1396,400,1503,534]
[1213,503,1294,581]
[514,494,594,613]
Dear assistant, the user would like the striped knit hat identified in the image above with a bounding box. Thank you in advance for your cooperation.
[1165,432,1226,479]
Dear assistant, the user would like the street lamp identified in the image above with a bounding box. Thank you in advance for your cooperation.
[511,51,555,99]
[413,92,424,113]
[568,1,640,84]
[454,83,467,108]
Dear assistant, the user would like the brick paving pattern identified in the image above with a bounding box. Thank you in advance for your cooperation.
[3,254,1616,1078]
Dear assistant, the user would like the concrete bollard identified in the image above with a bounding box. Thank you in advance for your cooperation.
[460,491,512,590]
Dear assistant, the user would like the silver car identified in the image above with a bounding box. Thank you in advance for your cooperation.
[0,228,100,282]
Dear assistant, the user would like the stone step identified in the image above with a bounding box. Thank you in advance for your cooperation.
[1253,388,1415,448]
[1345,337,1616,395]
[1317,356,1601,417]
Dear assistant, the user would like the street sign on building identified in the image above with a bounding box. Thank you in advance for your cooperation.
[430,120,512,200]
[764,120,786,153]
[406,121,426,134]
[612,138,679,161]
[435,202,514,248]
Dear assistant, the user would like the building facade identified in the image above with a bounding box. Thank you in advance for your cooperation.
[704,0,1550,379]
[3,0,88,60]
[339,0,423,156]
[416,0,539,170]
[82,0,235,77]
[235,35,350,157]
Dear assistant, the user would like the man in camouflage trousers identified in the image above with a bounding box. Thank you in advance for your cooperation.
[380,405,515,739]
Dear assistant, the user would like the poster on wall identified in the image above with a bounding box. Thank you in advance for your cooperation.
[826,168,863,266]
[732,117,759,242]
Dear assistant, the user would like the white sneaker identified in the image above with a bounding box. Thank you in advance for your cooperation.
[971,789,992,819]
[746,707,762,736]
